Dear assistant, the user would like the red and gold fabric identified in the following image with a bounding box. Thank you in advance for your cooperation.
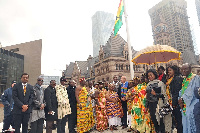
[96,88,108,131]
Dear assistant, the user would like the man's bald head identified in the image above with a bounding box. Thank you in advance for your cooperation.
[181,63,192,77]
[121,76,126,83]
[69,80,75,87]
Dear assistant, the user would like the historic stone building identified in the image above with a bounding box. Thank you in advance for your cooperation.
[63,34,145,84]
[94,34,142,83]
[149,0,198,65]
[64,56,97,85]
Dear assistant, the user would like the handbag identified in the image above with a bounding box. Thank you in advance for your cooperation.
[158,103,173,118]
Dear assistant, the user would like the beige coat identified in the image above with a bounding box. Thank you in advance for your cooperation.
[56,84,71,119]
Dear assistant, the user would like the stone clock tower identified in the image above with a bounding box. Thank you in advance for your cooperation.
[152,15,170,46]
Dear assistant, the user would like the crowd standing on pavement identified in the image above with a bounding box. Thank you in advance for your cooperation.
[1,63,200,133]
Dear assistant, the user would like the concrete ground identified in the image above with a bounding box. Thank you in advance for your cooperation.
[0,106,177,133]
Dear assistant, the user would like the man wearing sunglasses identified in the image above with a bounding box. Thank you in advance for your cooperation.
[29,76,45,133]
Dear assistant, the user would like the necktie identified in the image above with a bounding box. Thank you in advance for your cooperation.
[24,85,26,96]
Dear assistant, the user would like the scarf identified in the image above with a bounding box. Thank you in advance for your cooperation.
[181,73,193,115]
[166,76,173,106]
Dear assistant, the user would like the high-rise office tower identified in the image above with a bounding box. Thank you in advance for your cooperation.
[92,11,115,57]
[196,0,200,26]
[149,0,195,54]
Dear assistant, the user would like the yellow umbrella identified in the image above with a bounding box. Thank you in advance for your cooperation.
[132,44,181,65]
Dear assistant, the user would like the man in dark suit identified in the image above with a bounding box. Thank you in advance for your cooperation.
[12,73,33,133]
[118,76,128,129]
[44,80,58,133]
[67,80,77,133]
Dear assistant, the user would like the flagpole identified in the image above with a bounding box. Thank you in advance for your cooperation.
[123,0,134,79]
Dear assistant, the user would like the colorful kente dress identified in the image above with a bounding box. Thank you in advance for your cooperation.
[126,89,133,115]
[131,83,153,133]
[96,88,108,131]
[88,90,95,129]
[106,91,123,126]
[77,87,92,133]
[126,88,133,127]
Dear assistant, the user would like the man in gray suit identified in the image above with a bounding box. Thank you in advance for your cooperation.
[29,76,45,133]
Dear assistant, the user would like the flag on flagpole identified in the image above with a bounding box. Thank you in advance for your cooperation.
[114,0,124,36]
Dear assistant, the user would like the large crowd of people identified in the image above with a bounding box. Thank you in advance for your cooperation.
[1,63,200,133]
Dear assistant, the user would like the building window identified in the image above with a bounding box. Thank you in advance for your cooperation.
[121,64,123,70]
[116,64,118,70]
[106,77,109,82]
[124,51,128,60]
[126,65,128,70]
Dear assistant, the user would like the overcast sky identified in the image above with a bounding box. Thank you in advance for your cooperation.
[0,0,199,76]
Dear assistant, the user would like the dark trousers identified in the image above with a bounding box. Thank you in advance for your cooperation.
[13,113,30,133]
[121,101,127,127]
[68,109,77,133]
[172,106,183,133]
[3,114,14,131]
[57,116,67,133]
[30,118,44,133]
[46,121,54,133]
[149,102,165,133]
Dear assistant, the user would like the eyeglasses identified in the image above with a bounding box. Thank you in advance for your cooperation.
[38,79,43,82]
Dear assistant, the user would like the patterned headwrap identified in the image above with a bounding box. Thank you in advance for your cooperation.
[133,76,140,80]
[79,78,85,83]
[128,80,134,83]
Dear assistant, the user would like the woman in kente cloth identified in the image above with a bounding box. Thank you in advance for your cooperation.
[94,81,108,132]
[126,80,136,132]
[166,65,183,133]
[75,78,93,133]
[131,74,154,133]
[105,83,123,131]
[86,82,95,131]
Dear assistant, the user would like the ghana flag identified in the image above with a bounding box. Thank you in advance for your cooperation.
[114,0,124,36]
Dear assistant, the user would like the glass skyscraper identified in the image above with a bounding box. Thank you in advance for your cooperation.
[92,11,115,57]
[196,0,200,26]
[0,48,24,95]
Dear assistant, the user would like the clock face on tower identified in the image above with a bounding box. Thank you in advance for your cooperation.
[162,25,167,32]
[156,26,161,33]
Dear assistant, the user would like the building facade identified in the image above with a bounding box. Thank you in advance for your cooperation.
[63,56,97,85]
[92,11,115,57]
[196,0,200,26]
[0,48,24,95]
[64,34,146,84]
[41,75,60,86]
[149,0,195,55]
[3,39,42,85]
[94,34,141,82]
